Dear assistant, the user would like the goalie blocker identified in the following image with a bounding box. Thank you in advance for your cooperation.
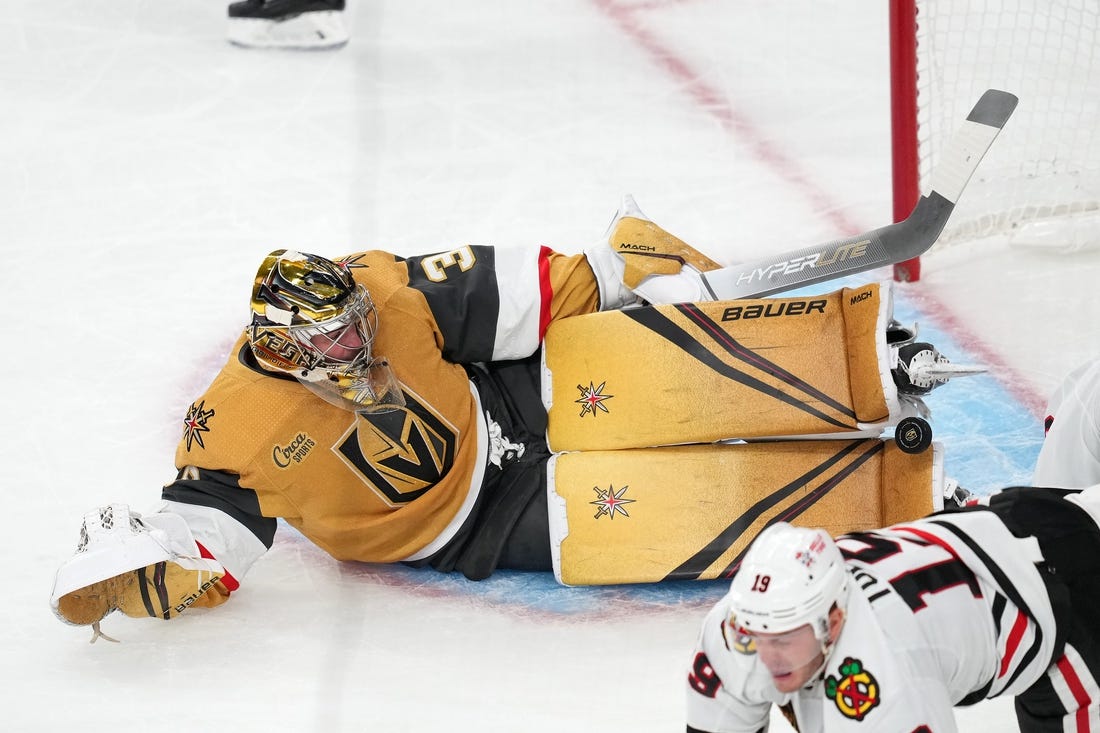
[548,438,944,586]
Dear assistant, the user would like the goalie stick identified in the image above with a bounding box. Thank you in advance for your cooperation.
[699,89,1018,300]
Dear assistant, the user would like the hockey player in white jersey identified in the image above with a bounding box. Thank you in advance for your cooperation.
[1034,358,1100,488]
[686,485,1100,732]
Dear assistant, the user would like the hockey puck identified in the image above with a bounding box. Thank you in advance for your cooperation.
[894,416,932,454]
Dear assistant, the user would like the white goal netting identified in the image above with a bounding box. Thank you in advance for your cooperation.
[911,0,1100,252]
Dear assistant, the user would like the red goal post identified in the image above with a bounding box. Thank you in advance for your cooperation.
[889,0,1100,282]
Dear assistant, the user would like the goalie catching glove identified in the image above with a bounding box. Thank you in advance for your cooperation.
[585,194,722,309]
[50,504,228,629]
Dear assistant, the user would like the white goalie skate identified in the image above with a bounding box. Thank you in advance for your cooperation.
[883,338,984,456]
[892,341,986,396]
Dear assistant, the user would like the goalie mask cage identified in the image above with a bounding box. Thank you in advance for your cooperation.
[890,0,1100,282]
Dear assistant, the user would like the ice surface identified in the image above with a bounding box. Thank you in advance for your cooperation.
[5,1,1099,730]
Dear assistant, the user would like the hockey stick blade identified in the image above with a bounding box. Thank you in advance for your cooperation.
[700,89,1018,300]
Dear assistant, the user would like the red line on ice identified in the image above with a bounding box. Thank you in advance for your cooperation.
[594,0,1048,418]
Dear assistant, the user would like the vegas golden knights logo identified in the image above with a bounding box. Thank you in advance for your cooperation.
[590,484,634,519]
[335,389,457,505]
[576,380,613,417]
[183,400,215,451]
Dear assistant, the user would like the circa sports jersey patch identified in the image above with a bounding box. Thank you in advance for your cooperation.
[334,387,457,506]
[825,657,881,721]
[183,400,215,451]
[590,484,635,519]
[575,380,613,417]
[271,432,316,468]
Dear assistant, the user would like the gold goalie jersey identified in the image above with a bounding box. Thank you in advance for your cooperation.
[163,246,601,587]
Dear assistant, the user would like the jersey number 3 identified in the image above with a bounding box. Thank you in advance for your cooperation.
[420,245,476,282]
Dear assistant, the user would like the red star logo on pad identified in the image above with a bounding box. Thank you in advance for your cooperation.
[590,484,635,520]
[575,381,613,417]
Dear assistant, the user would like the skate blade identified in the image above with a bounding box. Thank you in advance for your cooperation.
[912,363,987,381]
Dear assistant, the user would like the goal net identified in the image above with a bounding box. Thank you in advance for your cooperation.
[890,0,1100,280]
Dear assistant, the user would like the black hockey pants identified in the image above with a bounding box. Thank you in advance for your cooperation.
[409,353,552,580]
[987,487,1100,732]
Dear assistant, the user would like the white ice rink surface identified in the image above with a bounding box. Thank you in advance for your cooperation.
[6,1,1100,731]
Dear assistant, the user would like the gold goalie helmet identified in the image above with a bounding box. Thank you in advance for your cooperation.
[248,249,404,412]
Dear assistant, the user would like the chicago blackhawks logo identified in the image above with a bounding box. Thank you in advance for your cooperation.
[825,657,880,721]
[721,618,757,655]
[576,380,613,417]
[183,400,215,451]
[590,484,635,519]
